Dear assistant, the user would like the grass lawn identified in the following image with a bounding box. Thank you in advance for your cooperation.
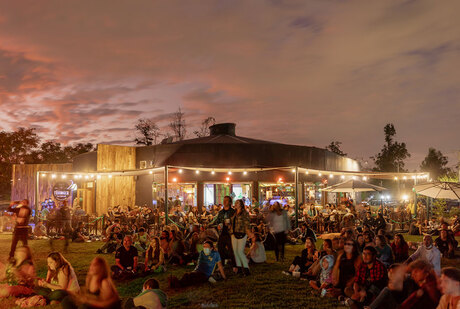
[0,233,458,309]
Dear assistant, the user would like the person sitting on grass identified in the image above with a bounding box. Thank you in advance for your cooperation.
[144,236,165,273]
[365,263,418,309]
[437,267,460,309]
[390,234,409,263]
[399,260,441,309]
[305,239,335,280]
[405,235,441,276]
[71,222,88,243]
[36,252,80,303]
[111,235,141,280]
[123,278,167,309]
[33,221,47,238]
[375,235,393,268]
[168,240,226,289]
[61,257,120,309]
[246,232,266,264]
[435,229,456,259]
[346,246,388,308]
[97,226,121,254]
[309,255,335,297]
[0,246,36,298]
[331,240,362,300]
[168,230,185,265]
[133,227,149,255]
[283,237,316,277]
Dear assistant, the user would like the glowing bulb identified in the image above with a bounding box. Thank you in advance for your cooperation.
[329,174,333,178]
[195,170,200,174]
[226,177,230,181]
[173,178,177,182]
[85,175,89,179]
[305,171,309,175]
[341,175,345,179]
[90,174,94,178]
[411,175,416,179]
[97,175,101,179]
[149,171,153,174]
[243,171,247,175]
[108,175,112,178]
[318,173,322,177]
[403,176,407,180]
[211,170,215,175]
[41,174,46,177]
[51,174,56,179]
[61,175,67,179]
[363,176,367,181]
[228,171,232,175]
[352,176,356,180]
[178,169,183,174]
[73,175,78,179]
[394,177,398,180]
[292,169,295,173]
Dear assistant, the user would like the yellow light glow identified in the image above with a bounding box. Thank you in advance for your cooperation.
[352,176,356,180]
[178,169,183,174]
[318,173,322,177]
[173,178,177,182]
[363,176,367,181]
[228,171,232,175]
[41,174,46,177]
[149,171,153,174]
[226,177,230,181]
[329,174,333,178]
[61,175,67,179]
[341,175,345,179]
[292,169,295,173]
[394,176,398,180]
[403,176,407,180]
[195,170,200,174]
[211,170,215,175]
[97,175,101,179]
[305,171,309,174]
[243,171,247,175]
[108,175,112,178]
[51,174,56,179]
[85,175,89,179]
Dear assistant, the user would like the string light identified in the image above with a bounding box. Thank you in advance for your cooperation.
[228,171,232,175]
[73,175,78,179]
[97,175,101,179]
[178,169,183,174]
[352,176,356,180]
[85,175,89,179]
[211,170,215,175]
[341,175,345,179]
[292,169,295,173]
[61,175,67,179]
[195,170,200,174]
[394,176,398,180]
[172,178,177,182]
[329,174,333,178]
[51,174,56,179]
[305,171,309,175]
[363,176,367,181]
[403,176,407,180]
[149,171,153,174]
[90,174,94,178]
[41,174,46,177]
[226,177,230,181]
[243,171,247,175]
[318,173,322,177]
[108,175,112,178]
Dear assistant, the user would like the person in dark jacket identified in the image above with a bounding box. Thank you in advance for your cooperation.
[213,196,236,270]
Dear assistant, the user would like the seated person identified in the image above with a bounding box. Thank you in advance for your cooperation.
[347,246,388,308]
[440,222,458,249]
[168,240,226,288]
[159,231,170,260]
[123,278,167,309]
[283,237,316,276]
[390,234,409,263]
[435,229,456,259]
[399,260,441,309]
[33,221,47,238]
[332,240,362,299]
[0,246,36,298]
[111,236,141,279]
[406,235,441,276]
[168,230,185,265]
[305,239,335,280]
[144,237,165,273]
[97,226,121,254]
[133,227,149,254]
[437,267,460,309]
[71,222,88,243]
[61,257,120,309]
[309,255,334,297]
[37,252,80,303]
[375,235,393,267]
[247,233,266,264]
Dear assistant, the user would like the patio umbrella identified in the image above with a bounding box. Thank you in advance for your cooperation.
[322,179,388,193]
[413,181,460,200]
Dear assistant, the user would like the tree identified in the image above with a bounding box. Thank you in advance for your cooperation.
[134,118,161,146]
[325,141,347,156]
[420,147,451,180]
[372,123,411,172]
[169,107,187,140]
[0,128,40,194]
[194,117,216,137]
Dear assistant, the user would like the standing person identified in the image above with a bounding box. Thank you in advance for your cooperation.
[437,267,460,309]
[214,196,236,269]
[230,199,251,276]
[7,199,32,259]
[267,201,291,262]
[62,257,120,309]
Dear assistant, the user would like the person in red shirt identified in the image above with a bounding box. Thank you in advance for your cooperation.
[347,246,388,307]
[390,233,409,263]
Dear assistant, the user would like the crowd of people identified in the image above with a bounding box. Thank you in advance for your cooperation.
[0,196,459,308]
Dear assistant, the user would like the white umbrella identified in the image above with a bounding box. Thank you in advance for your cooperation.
[413,181,460,200]
[322,179,388,193]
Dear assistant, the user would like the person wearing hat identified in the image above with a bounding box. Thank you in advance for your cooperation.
[168,240,226,288]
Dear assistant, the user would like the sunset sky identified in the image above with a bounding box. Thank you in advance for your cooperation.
[0,0,459,170]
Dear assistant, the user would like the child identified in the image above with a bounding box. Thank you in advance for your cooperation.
[309,255,334,297]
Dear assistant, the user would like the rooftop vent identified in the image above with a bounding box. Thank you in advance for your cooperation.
[209,123,236,136]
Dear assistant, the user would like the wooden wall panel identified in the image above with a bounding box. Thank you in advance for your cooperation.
[95,144,136,214]
[11,163,73,210]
